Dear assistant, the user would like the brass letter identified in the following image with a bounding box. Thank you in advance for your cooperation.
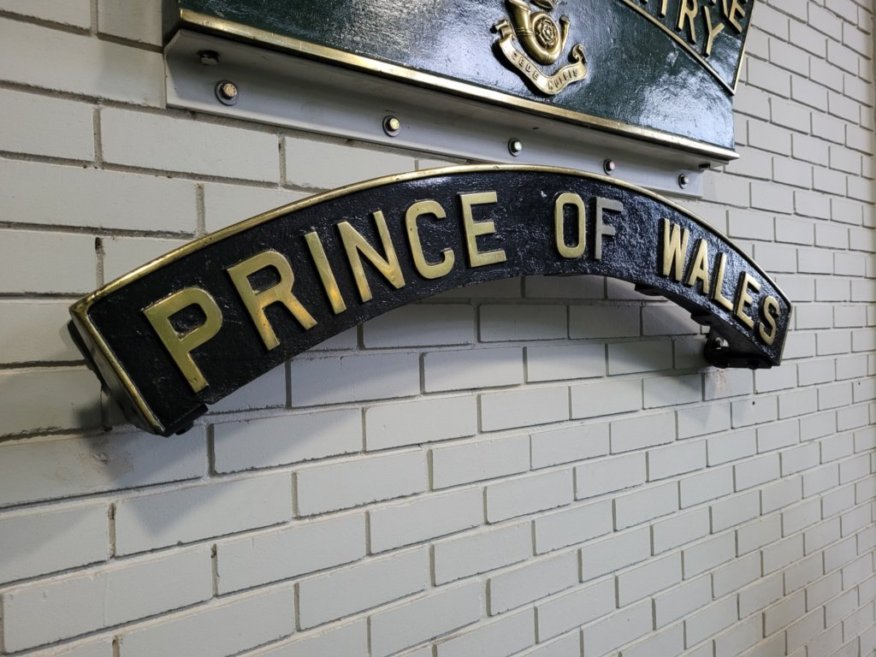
[405,200,455,279]
[594,197,621,261]
[710,252,734,311]
[677,0,699,42]
[660,0,669,16]
[554,192,586,259]
[304,231,347,314]
[338,211,406,302]
[660,219,690,281]
[758,295,780,346]
[727,0,746,32]
[227,250,317,350]
[734,272,761,330]
[702,5,726,56]
[460,191,507,267]
[143,287,223,393]
[685,239,711,295]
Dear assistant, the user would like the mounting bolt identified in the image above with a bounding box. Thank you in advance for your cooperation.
[198,50,219,66]
[678,173,690,189]
[508,138,523,156]
[215,80,239,106]
[383,115,401,137]
[603,159,616,174]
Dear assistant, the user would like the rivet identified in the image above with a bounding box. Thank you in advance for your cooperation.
[383,115,401,137]
[198,50,219,66]
[508,138,523,156]
[215,80,239,106]
[678,173,690,189]
[603,159,616,174]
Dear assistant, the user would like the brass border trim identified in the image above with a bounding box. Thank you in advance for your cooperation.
[71,164,788,435]
[72,164,790,310]
[176,9,739,162]
[70,312,165,434]
[617,0,753,94]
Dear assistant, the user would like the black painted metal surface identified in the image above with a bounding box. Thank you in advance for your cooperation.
[69,167,789,436]
[170,0,753,153]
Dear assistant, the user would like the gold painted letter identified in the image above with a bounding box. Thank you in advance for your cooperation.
[702,5,725,57]
[727,0,746,31]
[338,211,406,302]
[677,0,699,42]
[227,250,317,350]
[460,191,507,267]
[554,192,586,259]
[594,197,621,261]
[734,272,761,329]
[758,295,780,346]
[660,219,691,281]
[304,231,347,315]
[711,252,734,311]
[685,239,711,295]
[143,287,223,393]
[406,200,455,279]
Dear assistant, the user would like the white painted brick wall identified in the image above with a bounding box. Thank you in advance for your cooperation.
[370,581,483,657]
[534,577,614,642]
[2,546,212,651]
[368,487,482,552]
[432,521,532,584]
[118,586,295,657]
[0,501,109,585]
[488,551,578,615]
[297,547,427,628]
[295,449,426,515]
[435,607,533,656]
[485,469,573,523]
[215,513,366,593]
[115,473,292,555]
[531,421,609,468]
[0,17,163,105]
[0,1,874,655]
[0,88,94,161]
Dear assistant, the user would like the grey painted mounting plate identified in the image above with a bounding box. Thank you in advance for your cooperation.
[165,30,708,197]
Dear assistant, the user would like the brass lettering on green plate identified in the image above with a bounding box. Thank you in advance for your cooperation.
[493,0,589,96]
[620,0,752,91]
[69,166,790,437]
[168,0,757,158]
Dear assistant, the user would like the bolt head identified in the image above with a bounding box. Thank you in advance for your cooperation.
[603,159,616,174]
[383,115,401,136]
[215,80,239,106]
[508,138,523,156]
[678,173,690,188]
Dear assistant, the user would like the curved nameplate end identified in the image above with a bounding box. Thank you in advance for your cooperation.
[69,165,791,436]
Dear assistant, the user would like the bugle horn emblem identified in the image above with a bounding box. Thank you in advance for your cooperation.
[493,0,588,96]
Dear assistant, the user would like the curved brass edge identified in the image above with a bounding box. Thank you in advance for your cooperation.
[176,9,740,162]
[70,163,790,313]
[618,0,752,95]
[68,307,165,434]
[70,164,789,429]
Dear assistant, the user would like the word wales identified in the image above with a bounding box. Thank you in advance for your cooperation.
[69,167,790,436]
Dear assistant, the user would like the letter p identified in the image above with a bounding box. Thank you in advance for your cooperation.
[143,287,223,393]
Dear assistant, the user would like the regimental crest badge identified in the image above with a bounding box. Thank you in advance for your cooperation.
[493,0,587,96]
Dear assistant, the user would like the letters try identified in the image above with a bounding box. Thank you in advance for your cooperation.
[69,167,791,436]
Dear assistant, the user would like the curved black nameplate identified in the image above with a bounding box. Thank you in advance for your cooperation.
[69,166,791,436]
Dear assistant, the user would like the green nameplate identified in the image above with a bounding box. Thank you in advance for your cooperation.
[166,0,755,160]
